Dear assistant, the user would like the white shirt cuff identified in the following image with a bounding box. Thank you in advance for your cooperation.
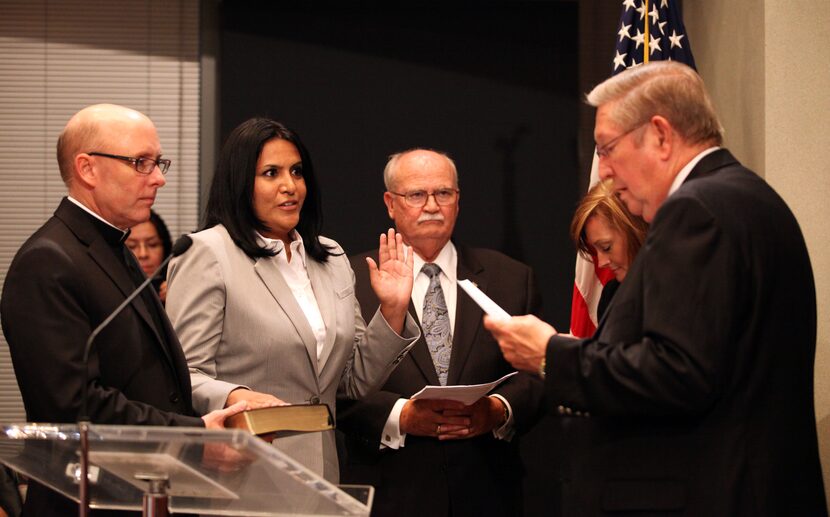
[380,398,409,449]
[490,394,515,441]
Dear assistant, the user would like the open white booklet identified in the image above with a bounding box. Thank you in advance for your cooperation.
[410,371,518,405]
[457,279,511,321]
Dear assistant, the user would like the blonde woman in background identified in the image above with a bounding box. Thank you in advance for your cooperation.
[570,179,648,318]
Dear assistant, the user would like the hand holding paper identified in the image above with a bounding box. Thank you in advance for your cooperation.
[484,314,556,374]
[411,371,518,405]
[406,372,518,440]
[400,398,469,438]
[439,396,508,440]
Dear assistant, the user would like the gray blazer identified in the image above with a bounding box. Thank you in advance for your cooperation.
[165,225,418,482]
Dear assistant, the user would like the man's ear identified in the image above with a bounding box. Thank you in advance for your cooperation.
[650,115,674,160]
[74,153,97,188]
[383,191,395,220]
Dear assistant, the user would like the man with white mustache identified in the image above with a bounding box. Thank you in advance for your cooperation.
[337,148,544,516]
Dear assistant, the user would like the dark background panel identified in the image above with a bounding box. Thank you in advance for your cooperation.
[219,1,580,329]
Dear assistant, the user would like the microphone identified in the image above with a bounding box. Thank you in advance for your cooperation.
[76,234,192,516]
[79,234,193,420]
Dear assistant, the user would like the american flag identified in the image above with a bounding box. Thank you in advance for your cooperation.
[570,0,696,337]
[613,0,695,73]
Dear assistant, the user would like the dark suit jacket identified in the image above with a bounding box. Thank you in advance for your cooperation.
[596,279,620,321]
[545,149,827,516]
[1,198,202,516]
[338,244,543,517]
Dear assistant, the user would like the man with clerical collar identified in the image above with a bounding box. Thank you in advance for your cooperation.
[1,104,244,516]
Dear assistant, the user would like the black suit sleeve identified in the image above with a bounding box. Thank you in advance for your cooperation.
[1,239,203,427]
[546,196,736,417]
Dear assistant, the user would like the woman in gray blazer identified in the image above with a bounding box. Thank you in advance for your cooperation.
[166,118,419,483]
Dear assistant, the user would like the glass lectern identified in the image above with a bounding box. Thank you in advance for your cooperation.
[0,423,372,516]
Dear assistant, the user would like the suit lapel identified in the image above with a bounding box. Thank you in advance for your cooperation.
[254,256,320,378]
[56,200,176,369]
[447,246,484,386]
[89,241,175,364]
[307,258,337,374]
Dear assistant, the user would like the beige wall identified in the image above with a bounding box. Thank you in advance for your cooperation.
[685,0,765,176]
[686,0,830,506]
[765,3,830,506]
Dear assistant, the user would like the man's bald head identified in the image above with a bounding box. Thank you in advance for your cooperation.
[56,104,166,229]
[56,104,154,186]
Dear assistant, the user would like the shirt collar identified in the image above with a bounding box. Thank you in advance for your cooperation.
[413,240,457,282]
[257,230,307,266]
[67,195,130,244]
[668,146,721,197]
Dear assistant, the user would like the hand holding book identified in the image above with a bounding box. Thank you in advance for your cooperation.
[225,404,335,439]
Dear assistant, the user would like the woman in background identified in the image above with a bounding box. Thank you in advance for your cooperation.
[127,209,172,302]
[570,179,648,318]
[165,118,419,483]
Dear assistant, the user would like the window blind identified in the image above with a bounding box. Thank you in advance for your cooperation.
[0,0,200,422]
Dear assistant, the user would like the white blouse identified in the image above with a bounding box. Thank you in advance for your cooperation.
[258,231,327,360]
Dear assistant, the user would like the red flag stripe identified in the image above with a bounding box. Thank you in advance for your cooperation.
[570,281,596,337]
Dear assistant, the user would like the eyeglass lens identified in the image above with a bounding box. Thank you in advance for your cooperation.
[406,189,457,206]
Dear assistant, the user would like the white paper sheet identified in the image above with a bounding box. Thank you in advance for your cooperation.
[410,371,518,405]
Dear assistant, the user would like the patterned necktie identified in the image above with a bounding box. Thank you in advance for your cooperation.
[421,263,452,385]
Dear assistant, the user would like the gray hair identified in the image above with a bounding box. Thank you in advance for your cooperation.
[57,117,102,186]
[586,61,723,146]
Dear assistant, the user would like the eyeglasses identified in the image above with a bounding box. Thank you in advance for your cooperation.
[389,188,459,207]
[595,122,647,159]
[88,152,171,175]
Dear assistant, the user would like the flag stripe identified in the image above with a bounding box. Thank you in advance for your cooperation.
[570,282,596,337]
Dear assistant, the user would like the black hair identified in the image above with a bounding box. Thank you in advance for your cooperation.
[148,209,173,258]
[146,209,172,293]
[202,117,335,262]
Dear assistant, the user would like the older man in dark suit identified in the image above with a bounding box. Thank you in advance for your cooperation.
[1,104,243,516]
[486,62,827,516]
[338,149,543,516]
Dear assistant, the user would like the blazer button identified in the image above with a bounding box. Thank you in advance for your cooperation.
[309,396,320,405]
[169,392,180,404]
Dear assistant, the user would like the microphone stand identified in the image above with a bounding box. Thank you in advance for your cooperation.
[77,236,191,517]
[79,420,89,517]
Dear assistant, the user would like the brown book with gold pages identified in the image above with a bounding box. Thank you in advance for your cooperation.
[225,404,334,436]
